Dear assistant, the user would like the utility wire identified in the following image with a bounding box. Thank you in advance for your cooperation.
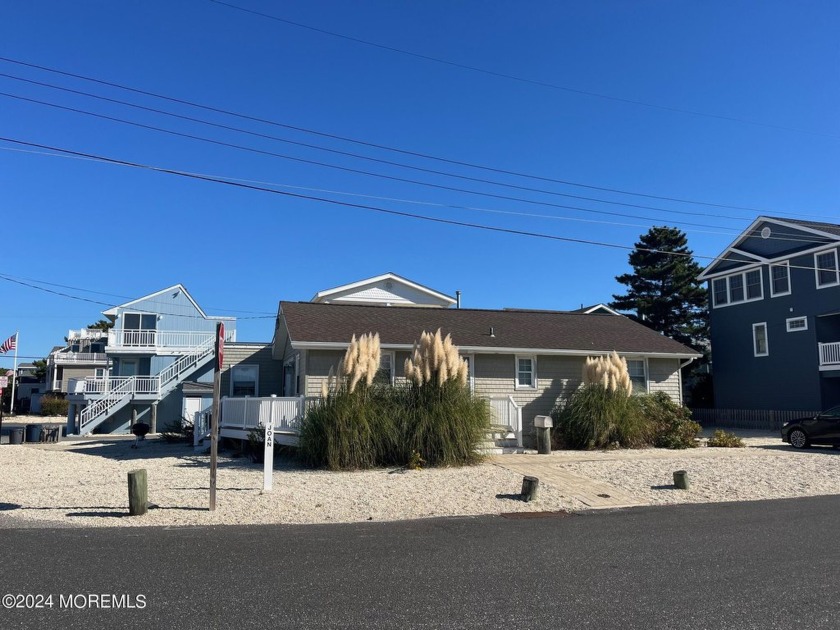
[0,71,773,223]
[4,135,837,268]
[4,144,831,247]
[0,55,822,217]
[206,0,838,140]
[1,90,741,232]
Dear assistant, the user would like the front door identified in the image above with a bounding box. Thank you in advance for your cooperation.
[121,360,139,377]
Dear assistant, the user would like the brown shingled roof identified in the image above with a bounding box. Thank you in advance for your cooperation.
[279,302,698,356]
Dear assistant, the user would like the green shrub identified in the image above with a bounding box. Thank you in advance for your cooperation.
[552,384,650,449]
[639,392,701,449]
[40,395,68,417]
[160,416,194,443]
[707,429,744,448]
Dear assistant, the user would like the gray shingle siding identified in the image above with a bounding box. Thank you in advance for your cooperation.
[221,343,283,398]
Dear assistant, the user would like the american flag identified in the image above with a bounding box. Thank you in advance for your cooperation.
[0,333,16,354]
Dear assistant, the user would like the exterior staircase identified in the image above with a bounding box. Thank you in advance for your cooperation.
[77,336,217,435]
[478,424,535,455]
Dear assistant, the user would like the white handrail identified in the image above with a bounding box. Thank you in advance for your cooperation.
[488,395,523,447]
[109,329,236,349]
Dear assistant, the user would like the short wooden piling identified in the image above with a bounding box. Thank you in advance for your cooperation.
[673,470,689,490]
[521,476,539,502]
[128,469,148,516]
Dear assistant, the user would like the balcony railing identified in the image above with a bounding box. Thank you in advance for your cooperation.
[82,376,160,396]
[67,328,109,341]
[819,342,840,367]
[52,352,108,365]
[108,329,236,349]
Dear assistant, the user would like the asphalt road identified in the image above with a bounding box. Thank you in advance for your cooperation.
[1,496,839,629]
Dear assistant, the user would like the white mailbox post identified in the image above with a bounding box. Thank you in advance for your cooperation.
[263,421,274,492]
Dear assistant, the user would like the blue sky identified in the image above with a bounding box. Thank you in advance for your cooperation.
[1,0,838,365]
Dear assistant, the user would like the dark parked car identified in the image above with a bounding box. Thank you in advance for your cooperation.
[781,405,840,449]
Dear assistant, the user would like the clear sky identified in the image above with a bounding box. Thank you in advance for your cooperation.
[1,0,838,365]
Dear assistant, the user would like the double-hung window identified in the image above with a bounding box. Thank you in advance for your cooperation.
[375,352,394,385]
[711,269,763,307]
[770,262,791,297]
[752,323,769,357]
[231,364,259,397]
[626,359,648,394]
[815,250,839,288]
[515,356,536,389]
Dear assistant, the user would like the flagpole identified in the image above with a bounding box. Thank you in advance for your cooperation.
[9,332,18,415]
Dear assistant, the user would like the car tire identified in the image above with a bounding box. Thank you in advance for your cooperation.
[789,429,809,449]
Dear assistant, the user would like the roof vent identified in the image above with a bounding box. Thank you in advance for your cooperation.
[761,226,772,239]
[489,327,495,338]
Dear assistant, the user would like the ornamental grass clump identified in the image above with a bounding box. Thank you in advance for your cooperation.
[554,352,650,449]
[706,429,744,448]
[300,333,399,470]
[401,329,488,466]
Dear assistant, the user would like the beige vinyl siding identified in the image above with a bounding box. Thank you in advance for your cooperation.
[59,367,100,392]
[473,354,585,446]
[304,350,344,397]
[647,358,682,403]
[221,343,283,397]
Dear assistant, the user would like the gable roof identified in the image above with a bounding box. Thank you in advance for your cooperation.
[101,284,235,320]
[699,216,840,280]
[569,303,622,316]
[279,302,698,357]
[311,273,456,306]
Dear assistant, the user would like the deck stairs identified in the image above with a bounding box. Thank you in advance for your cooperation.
[477,424,535,455]
[77,336,216,435]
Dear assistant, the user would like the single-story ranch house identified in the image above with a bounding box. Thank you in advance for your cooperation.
[271,274,700,448]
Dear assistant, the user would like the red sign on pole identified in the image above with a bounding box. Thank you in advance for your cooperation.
[216,322,225,371]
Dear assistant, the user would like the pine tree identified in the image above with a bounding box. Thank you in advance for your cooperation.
[610,226,708,350]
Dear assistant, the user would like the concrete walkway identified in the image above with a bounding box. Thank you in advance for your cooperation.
[490,454,645,509]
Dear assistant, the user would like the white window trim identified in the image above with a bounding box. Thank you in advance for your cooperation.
[379,350,395,385]
[786,316,808,332]
[711,269,764,308]
[769,261,792,298]
[752,323,769,357]
[814,249,840,289]
[625,357,649,394]
[230,363,259,397]
[462,353,475,392]
[515,355,537,390]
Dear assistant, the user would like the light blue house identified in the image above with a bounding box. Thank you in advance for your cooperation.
[66,285,236,435]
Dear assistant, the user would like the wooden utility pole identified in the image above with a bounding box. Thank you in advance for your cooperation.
[210,322,224,511]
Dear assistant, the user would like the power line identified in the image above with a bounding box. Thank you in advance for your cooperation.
[206,0,839,140]
[0,70,775,223]
[0,55,823,217]
[0,90,754,233]
[6,135,833,265]
[2,141,830,250]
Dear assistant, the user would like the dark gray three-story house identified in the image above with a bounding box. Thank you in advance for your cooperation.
[700,216,840,414]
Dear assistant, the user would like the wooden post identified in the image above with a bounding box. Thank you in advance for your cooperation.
[210,322,224,511]
[673,470,690,490]
[131,405,138,427]
[521,476,539,502]
[150,403,157,434]
[127,469,148,516]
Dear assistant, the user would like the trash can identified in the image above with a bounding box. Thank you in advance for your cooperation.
[8,427,24,445]
[25,424,43,443]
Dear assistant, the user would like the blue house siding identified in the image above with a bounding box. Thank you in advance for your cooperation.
[706,218,840,412]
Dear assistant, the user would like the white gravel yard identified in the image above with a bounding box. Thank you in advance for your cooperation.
[1,430,837,528]
[553,433,840,505]
[0,438,584,528]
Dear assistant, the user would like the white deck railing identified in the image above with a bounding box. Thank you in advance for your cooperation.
[221,396,306,432]
[488,395,523,447]
[108,329,236,350]
[67,329,108,341]
[819,342,840,367]
[52,352,108,365]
